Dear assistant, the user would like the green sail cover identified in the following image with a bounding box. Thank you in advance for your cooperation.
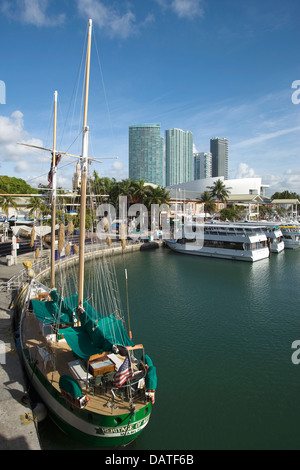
[59,327,98,360]
[59,300,134,359]
[31,299,71,324]
[146,365,157,391]
[59,375,82,398]
[145,355,157,390]
[31,291,77,325]
[32,290,134,359]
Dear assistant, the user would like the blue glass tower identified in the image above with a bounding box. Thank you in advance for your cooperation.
[129,124,164,186]
[165,128,193,186]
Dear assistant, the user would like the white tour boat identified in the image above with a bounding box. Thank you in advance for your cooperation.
[277,223,300,249]
[236,222,285,254]
[164,223,270,262]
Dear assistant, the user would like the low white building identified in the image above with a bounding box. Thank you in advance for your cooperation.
[167,176,269,197]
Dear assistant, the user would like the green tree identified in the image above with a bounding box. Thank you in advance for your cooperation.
[89,172,116,203]
[0,175,38,195]
[271,190,300,200]
[220,205,245,221]
[131,179,149,204]
[0,194,18,218]
[198,191,216,215]
[207,179,231,202]
[144,186,170,209]
[143,186,170,231]
[27,196,47,219]
[259,205,274,219]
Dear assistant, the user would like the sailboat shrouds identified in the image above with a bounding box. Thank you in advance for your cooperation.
[18,19,156,447]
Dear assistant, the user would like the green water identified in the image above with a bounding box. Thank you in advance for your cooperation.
[38,247,300,450]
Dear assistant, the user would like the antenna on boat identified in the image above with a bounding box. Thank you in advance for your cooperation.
[125,268,132,340]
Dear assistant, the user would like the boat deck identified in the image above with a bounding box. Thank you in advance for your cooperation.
[21,311,147,416]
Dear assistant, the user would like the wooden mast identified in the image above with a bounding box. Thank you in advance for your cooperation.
[78,19,92,311]
[51,90,58,289]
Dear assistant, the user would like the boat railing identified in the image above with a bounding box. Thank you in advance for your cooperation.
[90,365,148,400]
[203,226,265,237]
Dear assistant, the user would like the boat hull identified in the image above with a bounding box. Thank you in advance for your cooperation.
[165,240,269,262]
[270,241,285,253]
[281,239,300,249]
[20,335,151,447]
[279,226,300,249]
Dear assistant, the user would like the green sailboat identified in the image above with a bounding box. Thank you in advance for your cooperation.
[19,19,156,447]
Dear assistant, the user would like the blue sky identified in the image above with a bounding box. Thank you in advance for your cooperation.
[0,0,300,196]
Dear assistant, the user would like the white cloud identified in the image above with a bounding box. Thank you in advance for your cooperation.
[155,0,205,19]
[112,161,124,172]
[96,160,127,180]
[0,111,24,145]
[77,0,153,39]
[233,126,300,149]
[0,110,47,181]
[1,0,65,27]
[14,160,30,173]
[262,170,300,196]
[235,163,257,179]
[111,160,126,179]
[172,0,204,19]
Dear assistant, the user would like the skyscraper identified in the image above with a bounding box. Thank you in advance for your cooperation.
[165,128,193,186]
[129,124,164,186]
[72,161,81,191]
[194,152,212,180]
[210,137,228,180]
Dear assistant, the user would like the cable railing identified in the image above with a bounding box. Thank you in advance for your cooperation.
[0,238,142,292]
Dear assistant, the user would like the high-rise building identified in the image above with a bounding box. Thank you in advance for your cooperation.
[129,124,164,186]
[72,161,81,191]
[165,128,193,186]
[210,137,228,180]
[194,152,212,180]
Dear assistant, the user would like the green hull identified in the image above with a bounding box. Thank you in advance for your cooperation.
[23,349,152,448]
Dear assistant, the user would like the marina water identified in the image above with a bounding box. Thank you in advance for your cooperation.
[38,246,300,450]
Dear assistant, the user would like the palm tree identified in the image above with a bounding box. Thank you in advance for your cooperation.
[198,191,217,215]
[0,194,18,219]
[27,196,50,250]
[27,196,47,220]
[144,186,170,209]
[89,172,116,203]
[131,179,148,204]
[207,179,231,203]
[109,178,133,210]
[143,186,170,232]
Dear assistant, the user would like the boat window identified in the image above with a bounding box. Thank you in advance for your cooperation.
[203,240,244,250]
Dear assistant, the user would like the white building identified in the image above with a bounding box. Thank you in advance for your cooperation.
[167,176,269,198]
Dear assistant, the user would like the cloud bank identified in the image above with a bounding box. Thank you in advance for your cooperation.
[1,0,65,27]
[0,110,46,176]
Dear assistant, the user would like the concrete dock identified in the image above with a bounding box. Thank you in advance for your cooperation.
[0,251,41,450]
